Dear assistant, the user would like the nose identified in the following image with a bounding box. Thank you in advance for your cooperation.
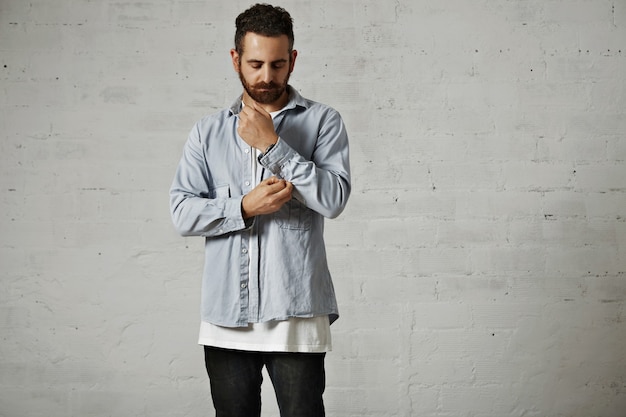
[261,66,273,83]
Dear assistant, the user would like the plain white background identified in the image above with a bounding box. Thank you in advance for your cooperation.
[1,0,625,416]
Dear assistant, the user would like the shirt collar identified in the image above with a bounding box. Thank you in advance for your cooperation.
[229,85,307,116]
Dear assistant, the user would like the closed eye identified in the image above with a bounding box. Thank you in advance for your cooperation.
[246,59,288,70]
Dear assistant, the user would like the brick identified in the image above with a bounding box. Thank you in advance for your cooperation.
[2,0,626,416]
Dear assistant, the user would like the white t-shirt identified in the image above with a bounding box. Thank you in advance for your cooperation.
[198,316,332,352]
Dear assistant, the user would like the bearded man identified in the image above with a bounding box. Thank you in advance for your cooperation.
[169,4,351,417]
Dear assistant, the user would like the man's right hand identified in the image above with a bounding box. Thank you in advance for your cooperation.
[241,176,293,219]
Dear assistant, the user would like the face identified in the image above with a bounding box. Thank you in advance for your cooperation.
[231,33,297,108]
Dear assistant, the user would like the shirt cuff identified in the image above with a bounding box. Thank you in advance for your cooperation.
[257,137,296,176]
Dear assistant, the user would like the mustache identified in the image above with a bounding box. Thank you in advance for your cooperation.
[251,82,281,89]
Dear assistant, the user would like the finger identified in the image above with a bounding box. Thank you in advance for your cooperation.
[239,107,251,120]
[264,176,281,185]
[242,97,254,108]
[267,180,288,193]
[273,185,293,203]
[248,100,271,118]
[246,99,259,111]
[266,177,288,187]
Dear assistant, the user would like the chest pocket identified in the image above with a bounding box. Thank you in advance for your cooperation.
[275,199,311,230]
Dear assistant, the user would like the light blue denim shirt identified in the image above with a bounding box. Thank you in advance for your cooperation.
[170,86,351,327]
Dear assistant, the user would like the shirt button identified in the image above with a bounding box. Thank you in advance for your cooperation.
[244,149,250,154]
[245,181,250,186]
[242,248,248,254]
[241,282,247,289]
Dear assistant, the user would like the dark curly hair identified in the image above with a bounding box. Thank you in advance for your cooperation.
[234,4,294,55]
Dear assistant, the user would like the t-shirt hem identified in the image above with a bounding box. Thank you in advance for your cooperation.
[198,338,332,353]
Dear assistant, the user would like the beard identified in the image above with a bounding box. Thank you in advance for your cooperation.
[238,69,290,105]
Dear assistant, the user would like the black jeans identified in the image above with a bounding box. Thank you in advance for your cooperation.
[204,346,326,417]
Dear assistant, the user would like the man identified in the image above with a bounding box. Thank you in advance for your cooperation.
[169,4,351,417]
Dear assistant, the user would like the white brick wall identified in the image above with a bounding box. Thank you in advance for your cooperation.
[1,0,625,416]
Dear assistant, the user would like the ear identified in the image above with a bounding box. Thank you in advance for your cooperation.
[230,49,240,72]
[289,50,298,73]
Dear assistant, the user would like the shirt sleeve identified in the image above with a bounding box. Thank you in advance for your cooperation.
[169,124,250,237]
[258,108,351,219]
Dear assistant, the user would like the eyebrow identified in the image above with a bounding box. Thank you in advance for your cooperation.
[246,58,288,65]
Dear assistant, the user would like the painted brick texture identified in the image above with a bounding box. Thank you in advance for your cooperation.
[1,1,625,416]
